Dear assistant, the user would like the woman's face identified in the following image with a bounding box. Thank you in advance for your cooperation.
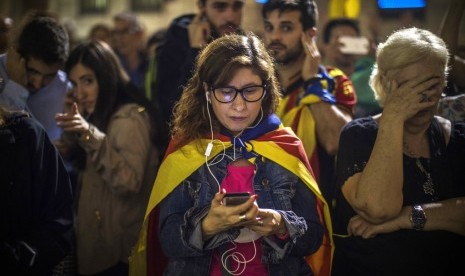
[68,63,99,116]
[208,67,264,135]
[391,59,444,124]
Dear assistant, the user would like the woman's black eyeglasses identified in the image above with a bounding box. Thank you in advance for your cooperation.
[210,84,266,103]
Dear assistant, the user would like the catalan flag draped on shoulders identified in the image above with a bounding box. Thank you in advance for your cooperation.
[129,113,334,276]
[277,65,356,200]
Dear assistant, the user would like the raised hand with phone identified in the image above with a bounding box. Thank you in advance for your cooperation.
[322,17,382,118]
[338,36,369,55]
[188,12,211,49]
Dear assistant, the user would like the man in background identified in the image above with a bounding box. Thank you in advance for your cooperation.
[261,0,356,203]
[0,12,71,142]
[112,12,148,92]
[155,0,245,133]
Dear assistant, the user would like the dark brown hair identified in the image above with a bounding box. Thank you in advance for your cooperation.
[171,32,281,144]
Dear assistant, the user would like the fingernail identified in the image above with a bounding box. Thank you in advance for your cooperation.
[221,188,226,194]
[253,194,258,200]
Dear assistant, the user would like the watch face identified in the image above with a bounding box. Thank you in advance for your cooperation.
[411,205,426,230]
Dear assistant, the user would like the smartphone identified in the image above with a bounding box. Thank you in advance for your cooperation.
[223,192,251,206]
[338,36,369,55]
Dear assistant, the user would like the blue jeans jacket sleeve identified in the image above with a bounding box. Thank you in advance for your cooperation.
[159,167,239,258]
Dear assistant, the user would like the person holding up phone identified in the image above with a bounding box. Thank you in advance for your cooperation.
[322,18,382,118]
[154,0,245,153]
[130,33,332,276]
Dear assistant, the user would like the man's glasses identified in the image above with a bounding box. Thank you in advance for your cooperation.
[210,84,266,103]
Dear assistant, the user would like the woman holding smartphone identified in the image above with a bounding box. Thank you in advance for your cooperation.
[130,33,332,276]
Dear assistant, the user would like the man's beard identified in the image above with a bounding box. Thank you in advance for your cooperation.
[268,41,303,65]
[208,21,240,41]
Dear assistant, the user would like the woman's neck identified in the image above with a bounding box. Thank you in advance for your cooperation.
[403,127,430,158]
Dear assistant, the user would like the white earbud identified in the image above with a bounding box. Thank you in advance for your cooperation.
[205,92,211,104]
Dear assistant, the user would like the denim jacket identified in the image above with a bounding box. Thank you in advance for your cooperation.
[159,148,324,276]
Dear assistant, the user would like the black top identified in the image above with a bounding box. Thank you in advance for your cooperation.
[331,117,465,276]
[0,113,73,275]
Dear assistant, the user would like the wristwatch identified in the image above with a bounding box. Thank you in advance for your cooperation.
[410,205,427,231]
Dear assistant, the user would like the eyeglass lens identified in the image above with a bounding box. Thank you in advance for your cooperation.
[212,85,265,103]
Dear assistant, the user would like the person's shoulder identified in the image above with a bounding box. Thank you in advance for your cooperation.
[354,56,375,68]
[15,113,44,132]
[5,111,31,126]
[168,14,195,30]
[32,70,69,95]
[436,116,465,150]
[4,111,45,141]
[324,66,349,79]
[160,14,195,49]
[435,115,451,132]
[446,115,465,136]
[342,116,377,134]
[113,103,148,120]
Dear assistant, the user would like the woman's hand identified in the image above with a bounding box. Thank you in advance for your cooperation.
[55,102,90,135]
[247,209,287,237]
[347,210,408,238]
[382,75,442,122]
[63,89,78,113]
[201,190,259,241]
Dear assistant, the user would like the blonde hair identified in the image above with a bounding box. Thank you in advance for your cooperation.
[369,27,449,107]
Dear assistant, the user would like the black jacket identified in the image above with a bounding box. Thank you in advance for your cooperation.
[154,14,200,127]
[0,113,73,275]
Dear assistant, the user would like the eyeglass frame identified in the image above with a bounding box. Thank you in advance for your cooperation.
[209,84,267,103]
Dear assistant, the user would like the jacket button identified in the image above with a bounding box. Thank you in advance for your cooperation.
[261,178,269,187]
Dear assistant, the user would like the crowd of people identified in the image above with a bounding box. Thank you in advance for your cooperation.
[0,0,464,276]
